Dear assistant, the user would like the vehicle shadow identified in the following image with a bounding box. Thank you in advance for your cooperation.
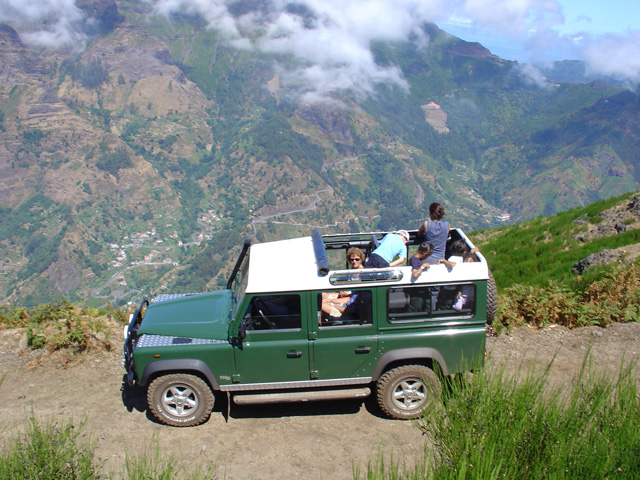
[226,396,366,419]
[120,375,147,413]
[121,375,166,425]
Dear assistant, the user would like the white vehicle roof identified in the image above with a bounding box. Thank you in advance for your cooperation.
[244,230,489,295]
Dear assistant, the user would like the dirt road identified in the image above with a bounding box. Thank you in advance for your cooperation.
[0,321,638,479]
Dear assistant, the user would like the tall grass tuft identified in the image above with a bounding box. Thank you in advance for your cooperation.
[123,443,216,480]
[0,416,101,479]
[123,443,177,480]
[364,357,640,479]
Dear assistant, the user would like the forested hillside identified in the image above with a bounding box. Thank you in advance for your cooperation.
[0,0,638,307]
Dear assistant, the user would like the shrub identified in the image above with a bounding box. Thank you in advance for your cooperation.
[0,416,101,480]
[0,300,116,354]
[495,262,640,331]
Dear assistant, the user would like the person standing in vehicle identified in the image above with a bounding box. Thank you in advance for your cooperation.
[418,202,449,259]
[365,230,409,268]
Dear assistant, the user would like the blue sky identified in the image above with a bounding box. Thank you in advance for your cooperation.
[442,0,640,63]
[558,0,640,35]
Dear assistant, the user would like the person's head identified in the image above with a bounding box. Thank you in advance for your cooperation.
[450,239,469,256]
[429,202,445,221]
[463,252,478,263]
[396,230,410,244]
[416,242,434,259]
[346,247,365,269]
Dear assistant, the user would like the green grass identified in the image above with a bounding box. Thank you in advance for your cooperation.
[363,357,640,479]
[469,191,636,289]
[0,415,215,479]
[0,416,100,479]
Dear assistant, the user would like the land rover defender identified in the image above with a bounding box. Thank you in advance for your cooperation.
[123,228,495,426]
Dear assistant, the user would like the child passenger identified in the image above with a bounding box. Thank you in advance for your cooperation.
[437,243,477,309]
[447,239,479,264]
[452,253,478,311]
[410,242,439,280]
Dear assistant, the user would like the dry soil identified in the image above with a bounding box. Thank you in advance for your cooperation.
[0,321,638,479]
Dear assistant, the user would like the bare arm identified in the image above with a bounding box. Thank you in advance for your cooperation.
[412,262,430,279]
[438,258,455,269]
[389,257,406,267]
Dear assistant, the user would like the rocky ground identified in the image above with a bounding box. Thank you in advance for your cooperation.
[0,320,638,479]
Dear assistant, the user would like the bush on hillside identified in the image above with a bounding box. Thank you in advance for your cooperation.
[496,262,640,330]
[0,300,128,354]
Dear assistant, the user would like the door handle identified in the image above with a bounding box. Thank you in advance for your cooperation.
[354,347,371,354]
[287,351,303,358]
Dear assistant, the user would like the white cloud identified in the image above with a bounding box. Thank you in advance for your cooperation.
[0,0,87,48]
[150,0,451,103]
[580,32,640,83]
[514,63,552,88]
[3,0,638,100]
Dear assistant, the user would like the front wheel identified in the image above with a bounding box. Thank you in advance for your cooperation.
[147,374,214,427]
[376,365,441,420]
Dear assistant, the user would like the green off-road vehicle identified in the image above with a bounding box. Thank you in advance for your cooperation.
[123,228,496,426]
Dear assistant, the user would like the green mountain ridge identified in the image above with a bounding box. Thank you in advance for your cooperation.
[0,0,638,307]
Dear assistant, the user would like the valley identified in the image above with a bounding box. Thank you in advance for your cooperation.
[0,1,638,307]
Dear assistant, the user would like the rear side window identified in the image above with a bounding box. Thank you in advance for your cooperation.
[387,284,476,323]
[317,289,373,327]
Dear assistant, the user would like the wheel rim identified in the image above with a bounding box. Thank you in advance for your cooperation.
[392,378,427,411]
[162,384,199,417]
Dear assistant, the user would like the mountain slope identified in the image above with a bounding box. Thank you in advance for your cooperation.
[0,0,638,306]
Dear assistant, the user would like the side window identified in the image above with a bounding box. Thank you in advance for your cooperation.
[243,294,301,331]
[317,289,373,327]
[387,284,476,323]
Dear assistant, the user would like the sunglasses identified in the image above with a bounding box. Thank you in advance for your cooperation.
[348,257,362,262]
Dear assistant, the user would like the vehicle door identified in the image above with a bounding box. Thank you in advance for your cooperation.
[233,293,311,384]
[310,288,378,380]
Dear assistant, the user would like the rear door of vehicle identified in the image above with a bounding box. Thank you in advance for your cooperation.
[309,288,378,380]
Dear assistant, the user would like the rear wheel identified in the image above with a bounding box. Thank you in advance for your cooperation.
[147,374,214,427]
[376,365,441,420]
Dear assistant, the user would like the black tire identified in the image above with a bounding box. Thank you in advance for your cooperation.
[376,365,441,420]
[147,374,214,427]
[486,269,498,325]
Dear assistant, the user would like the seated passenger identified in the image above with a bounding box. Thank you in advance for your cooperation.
[447,239,479,264]
[321,292,360,320]
[410,242,439,280]
[453,253,479,311]
[322,248,365,304]
[365,230,409,268]
[346,247,365,270]
[410,242,440,311]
